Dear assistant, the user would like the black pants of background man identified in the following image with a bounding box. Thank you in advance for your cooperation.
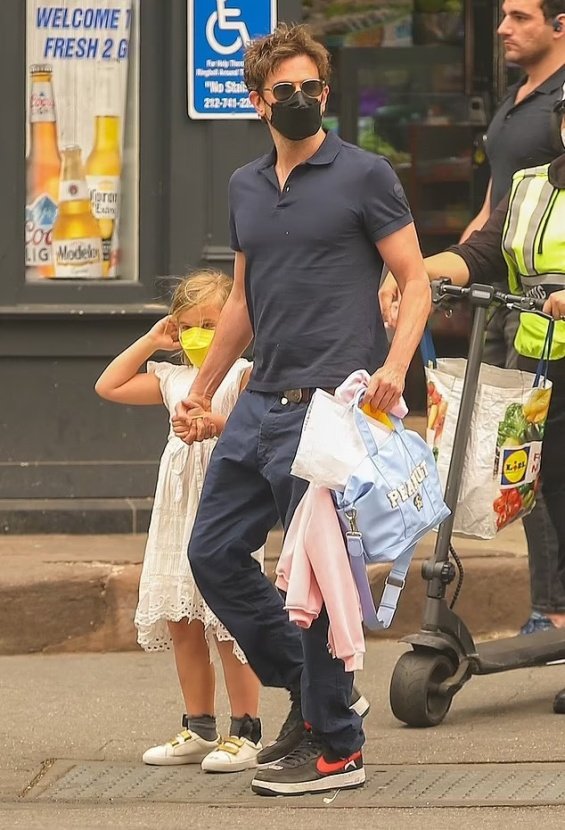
[519,354,565,604]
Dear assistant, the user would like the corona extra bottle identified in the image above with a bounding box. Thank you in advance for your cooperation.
[52,146,104,279]
[25,65,61,279]
[86,66,121,277]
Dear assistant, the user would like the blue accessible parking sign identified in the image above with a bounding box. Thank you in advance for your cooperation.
[188,0,276,119]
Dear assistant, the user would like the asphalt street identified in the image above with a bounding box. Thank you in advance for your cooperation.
[3,642,565,828]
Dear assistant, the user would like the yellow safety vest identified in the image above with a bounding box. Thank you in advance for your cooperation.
[502,163,565,360]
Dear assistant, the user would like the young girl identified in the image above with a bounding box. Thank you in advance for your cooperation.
[95,270,262,773]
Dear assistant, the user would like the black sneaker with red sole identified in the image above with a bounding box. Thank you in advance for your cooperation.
[256,684,369,768]
[251,731,365,797]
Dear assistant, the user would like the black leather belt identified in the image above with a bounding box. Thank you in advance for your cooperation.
[280,387,335,405]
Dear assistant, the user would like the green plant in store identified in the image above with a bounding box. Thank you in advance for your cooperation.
[358,126,411,166]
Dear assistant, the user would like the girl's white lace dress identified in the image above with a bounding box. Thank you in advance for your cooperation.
[134,358,263,662]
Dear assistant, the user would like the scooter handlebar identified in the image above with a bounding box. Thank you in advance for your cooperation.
[432,278,546,313]
[493,290,545,312]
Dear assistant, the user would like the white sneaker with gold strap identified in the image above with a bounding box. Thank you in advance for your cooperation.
[201,735,262,773]
[143,728,220,766]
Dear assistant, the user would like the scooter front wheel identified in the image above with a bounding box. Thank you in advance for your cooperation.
[389,649,457,727]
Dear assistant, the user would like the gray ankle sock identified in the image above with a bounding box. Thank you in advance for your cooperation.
[188,714,217,742]
[230,714,262,745]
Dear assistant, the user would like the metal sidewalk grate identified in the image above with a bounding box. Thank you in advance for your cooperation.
[28,761,565,808]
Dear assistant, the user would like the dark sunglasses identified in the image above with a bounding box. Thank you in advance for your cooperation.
[263,78,325,103]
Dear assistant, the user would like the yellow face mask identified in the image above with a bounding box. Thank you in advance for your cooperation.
[179,327,215,367]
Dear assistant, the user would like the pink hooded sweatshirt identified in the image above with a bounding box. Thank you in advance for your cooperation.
[275,483,365,672]
[275,370,408,672]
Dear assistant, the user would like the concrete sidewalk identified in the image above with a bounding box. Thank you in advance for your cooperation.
[3,644,565,828]
[0,519,530,655]
[0,408,536,654]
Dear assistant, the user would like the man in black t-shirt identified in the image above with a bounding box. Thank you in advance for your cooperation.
[173,25,431,798]
[461,0,565,635]
[383,141,565,714]
[461,0,565,368]
[383,0,565,636]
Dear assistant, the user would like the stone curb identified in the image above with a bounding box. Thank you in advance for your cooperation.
[0,540,529,655]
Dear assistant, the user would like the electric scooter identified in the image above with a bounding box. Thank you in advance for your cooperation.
[389,280,565,727]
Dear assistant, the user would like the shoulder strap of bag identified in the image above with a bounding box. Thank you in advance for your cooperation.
[346,532,415,631]
[420,327,437,369]
[351,391,381,456]
[534,317,555,387]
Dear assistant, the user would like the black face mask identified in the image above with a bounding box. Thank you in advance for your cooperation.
[269,90,322,141]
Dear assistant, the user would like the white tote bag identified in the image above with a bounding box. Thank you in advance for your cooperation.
[291,390,390,491]
[426,359,551,539]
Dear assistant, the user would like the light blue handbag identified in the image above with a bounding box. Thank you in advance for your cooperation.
[334,393,451,630]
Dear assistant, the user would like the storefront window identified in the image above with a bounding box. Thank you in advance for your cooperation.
[25,0,139,282]
[308,1,465,140]
[304,1,463,50]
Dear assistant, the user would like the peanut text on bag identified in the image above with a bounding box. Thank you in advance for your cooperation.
[386,461,429,510]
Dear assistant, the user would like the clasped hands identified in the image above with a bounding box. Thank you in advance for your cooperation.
[172,393,217,444]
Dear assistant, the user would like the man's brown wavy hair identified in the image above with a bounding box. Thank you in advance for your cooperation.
[243,23,331,93]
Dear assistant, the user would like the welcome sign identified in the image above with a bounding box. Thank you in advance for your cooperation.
[25,0,132,280]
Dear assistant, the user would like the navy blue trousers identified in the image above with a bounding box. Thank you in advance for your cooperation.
[188,389,364,756]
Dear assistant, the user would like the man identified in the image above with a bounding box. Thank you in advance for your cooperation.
[384,0,565,634]
[463,0,565,634]
[463,0,565,244]
[172,24,430,797]
[381,90,565,710]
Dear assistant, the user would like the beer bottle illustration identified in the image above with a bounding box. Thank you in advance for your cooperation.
[52,146,104,279]
[25,64,61,279]
[86,66,121,277]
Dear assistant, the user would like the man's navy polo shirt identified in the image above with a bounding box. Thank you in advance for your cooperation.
[228,130,413,392]
[486,65,565,209]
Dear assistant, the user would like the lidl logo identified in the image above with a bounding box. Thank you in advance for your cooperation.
[501,447,529,486]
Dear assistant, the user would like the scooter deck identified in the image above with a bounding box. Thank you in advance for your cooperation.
[473,628,565,674]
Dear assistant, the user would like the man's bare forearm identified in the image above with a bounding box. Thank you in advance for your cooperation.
[386,278,431,373]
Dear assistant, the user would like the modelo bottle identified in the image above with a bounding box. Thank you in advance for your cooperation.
[86,67,121,278]
[52,146,104,279]
[25,64,61,279]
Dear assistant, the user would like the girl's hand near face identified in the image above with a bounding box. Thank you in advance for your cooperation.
[146,316,181,352]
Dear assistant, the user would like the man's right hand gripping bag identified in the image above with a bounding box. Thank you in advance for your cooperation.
[334,393,450,631]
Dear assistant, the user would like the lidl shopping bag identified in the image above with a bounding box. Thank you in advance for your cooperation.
[426,359,552,539]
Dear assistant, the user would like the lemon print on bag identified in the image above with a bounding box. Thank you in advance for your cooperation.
[523,387,551,424]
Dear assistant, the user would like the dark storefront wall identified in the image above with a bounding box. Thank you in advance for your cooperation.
[0,0,300,532]
[0,0,492,532]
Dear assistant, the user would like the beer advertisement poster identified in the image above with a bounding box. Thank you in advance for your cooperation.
[25,0,132,280]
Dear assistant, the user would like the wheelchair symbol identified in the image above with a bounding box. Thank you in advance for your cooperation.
[206,0,251,56]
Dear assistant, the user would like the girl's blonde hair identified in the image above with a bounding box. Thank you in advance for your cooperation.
[169,269,232,319]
